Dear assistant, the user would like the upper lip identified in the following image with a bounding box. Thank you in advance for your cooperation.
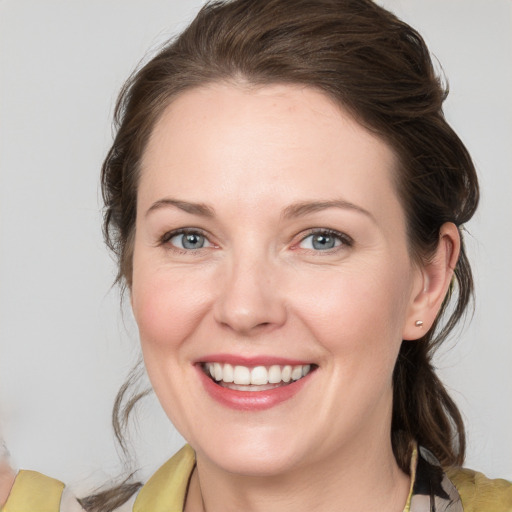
[194,353,315,367]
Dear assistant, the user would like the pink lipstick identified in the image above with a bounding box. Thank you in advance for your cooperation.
[195,355,316,410]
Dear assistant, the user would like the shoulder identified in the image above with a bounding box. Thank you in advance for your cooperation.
[446,467,512,512]
[0,447,195,512]
[132,444,195,512]
[1,469,66,512]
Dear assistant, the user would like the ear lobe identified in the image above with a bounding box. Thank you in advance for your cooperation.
[402,222,460,341]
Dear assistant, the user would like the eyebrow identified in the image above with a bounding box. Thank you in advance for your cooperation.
[282,199,375,222]
[146,198,215,217]
[145,197,375,222]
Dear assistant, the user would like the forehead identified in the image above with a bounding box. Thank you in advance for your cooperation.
[139,83,403,228]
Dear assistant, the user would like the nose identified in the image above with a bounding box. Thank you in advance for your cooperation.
[213,252,287,336]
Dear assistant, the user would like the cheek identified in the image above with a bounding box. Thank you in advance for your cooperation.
[131,264,212,356]
[292,263,411,365]
[130,266,214,427]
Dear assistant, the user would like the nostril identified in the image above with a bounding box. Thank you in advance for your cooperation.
[213,279,287,333]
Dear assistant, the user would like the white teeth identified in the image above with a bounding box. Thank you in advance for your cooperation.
[282,365,292,382]
[268,365,281,384]
[223,363,234,383]
[214,362,223,381]
[291,366,303,381]
[250,366,268,385]
[204,362,313,386]
[233,365,251,385]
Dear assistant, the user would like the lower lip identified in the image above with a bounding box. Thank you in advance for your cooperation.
[197,366,312,411]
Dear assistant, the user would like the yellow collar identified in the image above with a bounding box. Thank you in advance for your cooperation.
[132,443,470,512]
[132,444,417,512]
[133,445,195,512]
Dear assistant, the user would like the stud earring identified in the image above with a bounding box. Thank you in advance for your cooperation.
[415,320,424,327]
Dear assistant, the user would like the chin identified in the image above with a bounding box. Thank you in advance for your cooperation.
[193,429,307,477]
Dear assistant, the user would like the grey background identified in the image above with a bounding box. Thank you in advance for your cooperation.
[0,0,510,489]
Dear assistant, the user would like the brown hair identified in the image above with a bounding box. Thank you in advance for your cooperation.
[81,0,479,509]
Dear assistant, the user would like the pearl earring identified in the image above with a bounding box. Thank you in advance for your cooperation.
[415,320,424,327]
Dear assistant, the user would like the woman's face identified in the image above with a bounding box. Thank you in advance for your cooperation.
[131,83,424,476]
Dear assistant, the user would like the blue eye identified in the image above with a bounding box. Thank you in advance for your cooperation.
[168,231,211,250]
[299,231,346,251]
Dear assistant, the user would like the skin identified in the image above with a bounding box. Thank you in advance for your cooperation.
[131,83,459,512]
[0,461,16,508]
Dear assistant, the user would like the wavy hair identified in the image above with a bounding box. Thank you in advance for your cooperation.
[80,1,479,509]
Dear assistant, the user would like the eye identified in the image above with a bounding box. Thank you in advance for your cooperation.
[298,230,350,251]
[165,230,212,250]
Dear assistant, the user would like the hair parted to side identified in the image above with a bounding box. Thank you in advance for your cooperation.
[83,0,479,509]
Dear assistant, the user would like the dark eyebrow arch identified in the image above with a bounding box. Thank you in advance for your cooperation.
[282,200,375,222]
[146,198,215,218]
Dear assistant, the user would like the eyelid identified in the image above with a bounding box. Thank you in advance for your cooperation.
[294,228,353,251]
[157,227,352,253]
[159,227,216,251]
[160,227,204,242]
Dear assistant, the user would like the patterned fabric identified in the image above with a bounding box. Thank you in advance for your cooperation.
[408,445,463,512]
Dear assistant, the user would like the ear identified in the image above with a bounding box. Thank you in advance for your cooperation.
[402,222,460,341]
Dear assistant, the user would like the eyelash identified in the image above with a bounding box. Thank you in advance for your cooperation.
[158,228,353,254]
[159,228,212,254]
[295,229,353,252]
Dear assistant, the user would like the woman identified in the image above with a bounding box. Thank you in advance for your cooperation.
[1,0,511,510]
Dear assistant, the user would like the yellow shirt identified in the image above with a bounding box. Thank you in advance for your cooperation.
[2,445,511,511]
[1,470,64,512]
[131,445,512,512]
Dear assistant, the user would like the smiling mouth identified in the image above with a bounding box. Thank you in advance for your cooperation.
[201,362,315,391]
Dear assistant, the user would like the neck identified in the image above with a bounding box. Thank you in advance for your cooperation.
[185,433,410,512]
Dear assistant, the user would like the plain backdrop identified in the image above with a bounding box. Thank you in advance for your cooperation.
[0,0,511,491]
